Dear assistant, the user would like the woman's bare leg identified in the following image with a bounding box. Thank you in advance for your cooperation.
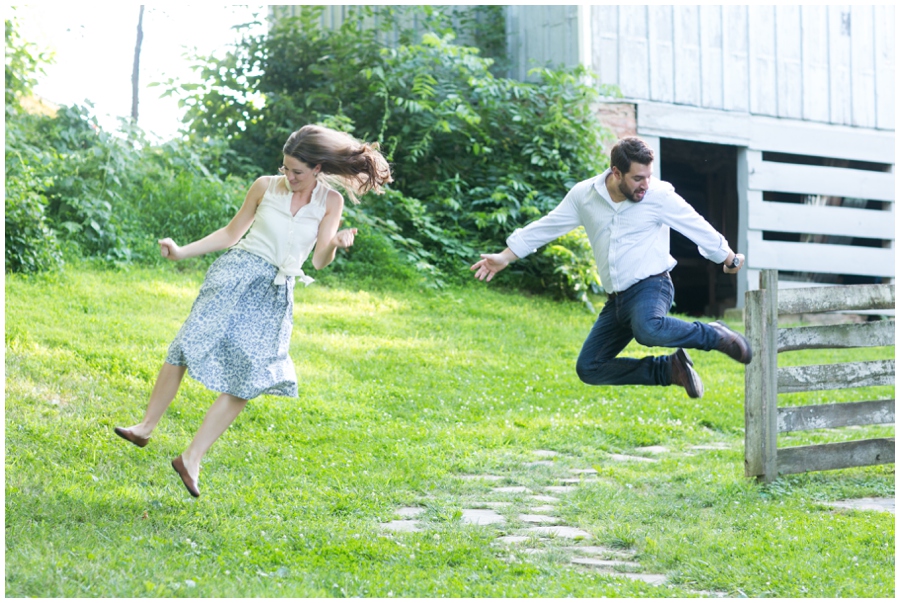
[123,363,186,439]
[177,393,248,483]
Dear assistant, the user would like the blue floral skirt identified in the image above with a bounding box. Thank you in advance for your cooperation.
[165,249,298,400]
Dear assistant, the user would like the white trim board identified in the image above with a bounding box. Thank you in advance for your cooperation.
[636,101,895,163]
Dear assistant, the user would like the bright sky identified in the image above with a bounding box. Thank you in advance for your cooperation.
[10,4,267,141]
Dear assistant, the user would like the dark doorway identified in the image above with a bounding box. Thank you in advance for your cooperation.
[660,138,739,317]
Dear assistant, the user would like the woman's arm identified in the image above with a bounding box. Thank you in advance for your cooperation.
[158,177,269,261]
[311,190,355,270]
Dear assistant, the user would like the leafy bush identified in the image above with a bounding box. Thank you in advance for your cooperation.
[5,15,62,273]
[4,147,63,273]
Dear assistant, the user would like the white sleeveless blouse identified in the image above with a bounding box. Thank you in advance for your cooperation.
[233,175,330,285]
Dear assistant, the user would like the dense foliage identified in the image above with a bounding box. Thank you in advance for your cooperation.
[173,5,612,297]
[7,7,614,301]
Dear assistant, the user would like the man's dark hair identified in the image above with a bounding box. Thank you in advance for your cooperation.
[610,137,654,175]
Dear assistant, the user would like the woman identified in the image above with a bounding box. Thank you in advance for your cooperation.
[114,125,392,497]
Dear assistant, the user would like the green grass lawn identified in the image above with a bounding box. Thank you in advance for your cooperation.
[5,264,894,597]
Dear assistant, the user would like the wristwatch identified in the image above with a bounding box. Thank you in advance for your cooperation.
[727,255,741,269]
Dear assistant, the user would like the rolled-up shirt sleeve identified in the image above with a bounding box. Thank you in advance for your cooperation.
[506,192,582,259]
[663,191,732,264]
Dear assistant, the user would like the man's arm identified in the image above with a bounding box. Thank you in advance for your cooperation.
[663,192,745,272]
[472,186,585,281]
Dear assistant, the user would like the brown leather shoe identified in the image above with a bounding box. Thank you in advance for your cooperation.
[171,455,200,497]
[670,348,704,398]
[710,321,753,364]
[114,427,149,448]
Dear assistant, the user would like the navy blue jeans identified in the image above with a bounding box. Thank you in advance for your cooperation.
[575,273,720,386]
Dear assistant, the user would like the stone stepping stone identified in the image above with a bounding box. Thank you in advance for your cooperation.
[689,443,730,450]
[566,545,633,559]
[635,445,669,454]
[529,505,556,513]
[461,509,506,526]
[532,450,559,457]
[525,525,591,539]
[380,520,422,533]
[471,501,512,509]
[608,453,658,463]
[457,474,505,481]
[524,460,555,467]
[545,486,576,494]
[571,557,642,571]
[570,468,598,474]
[531,494,560,503]
[492,486,531,494]
[396,507,426,518]
[518,514,560,524]
[493,535,532,545]
[825,497,894,514]
[609,572,667,587]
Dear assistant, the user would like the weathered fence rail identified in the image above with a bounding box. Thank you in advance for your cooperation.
[744,270,896,483]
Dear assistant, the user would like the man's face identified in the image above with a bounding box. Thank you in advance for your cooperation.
[615,162,652,202]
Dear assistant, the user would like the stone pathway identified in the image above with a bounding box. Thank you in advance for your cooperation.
[380,447,686,590]
[379,444,893,594]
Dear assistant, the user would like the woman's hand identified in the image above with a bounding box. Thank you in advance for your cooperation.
[158,238,182,261]
[333,228,357,249]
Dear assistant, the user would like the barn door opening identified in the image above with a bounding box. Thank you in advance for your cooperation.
[659,138,739,317]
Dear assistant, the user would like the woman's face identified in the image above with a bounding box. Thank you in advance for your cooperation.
[281,155,319,191]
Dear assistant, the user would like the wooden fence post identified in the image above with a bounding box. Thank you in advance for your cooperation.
[759,270,779,483]
[745,269,780,482]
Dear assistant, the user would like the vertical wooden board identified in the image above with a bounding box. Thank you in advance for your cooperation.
[828,5,853,126]
[673,5,701,106]
[744,289,766,477]
[565,5,581,68]
[722,5,750,112]
[648,5,674,103]
[775,5,803,119]
[505,6,523,81]
[799,6,831,123]
[593,5,620,89]
[874,5,895,130]
[748,6,777,116]
[851,5,877,128]
[618,5,650,99]
[699,5,724,109]
[761,270,780,483]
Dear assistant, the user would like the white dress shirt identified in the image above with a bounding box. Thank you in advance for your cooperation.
[233,176,329,285]
[506,169,732,294]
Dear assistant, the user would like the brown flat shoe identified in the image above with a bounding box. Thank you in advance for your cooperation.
[114,427,150,448]
[670,348,704,399]
[171,455,200,498]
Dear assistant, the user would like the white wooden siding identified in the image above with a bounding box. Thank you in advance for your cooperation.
[584,4,893,131]
[505,5,580,82]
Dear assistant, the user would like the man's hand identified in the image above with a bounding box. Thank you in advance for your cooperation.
[470,248,519,282]
[723,253,745,274]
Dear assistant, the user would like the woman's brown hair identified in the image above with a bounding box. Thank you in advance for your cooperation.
[283,125,393,203]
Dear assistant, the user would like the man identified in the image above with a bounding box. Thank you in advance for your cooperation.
[471,137,751,398]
